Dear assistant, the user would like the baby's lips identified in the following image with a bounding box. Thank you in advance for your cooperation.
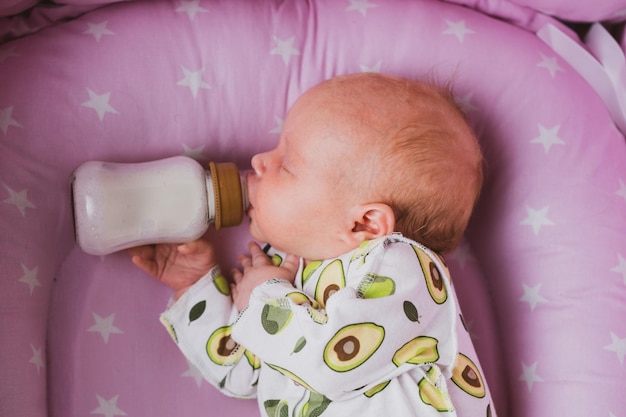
[245,171,256,210]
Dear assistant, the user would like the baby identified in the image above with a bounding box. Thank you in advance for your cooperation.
[129,73,492,416]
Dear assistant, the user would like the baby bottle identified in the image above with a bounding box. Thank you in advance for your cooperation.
[71,156,249,256]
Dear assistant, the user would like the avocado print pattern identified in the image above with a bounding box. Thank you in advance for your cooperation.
[451,352,486,398]
[302,260,322,286]
[363,380,390,398]
[314,259,345,308]
[264,399,289,417]
[162,235,493,417]
[412,244,448,304]
[359,273,396,299]
[418,367,454,412]
[213,273,231,296]
[266,362,319,393]
[299,392,332,417]
[324,323,385,372]
[206,325,244,366]
[261,304,293,335]
[245,350,262,370]
[392,336,440,367]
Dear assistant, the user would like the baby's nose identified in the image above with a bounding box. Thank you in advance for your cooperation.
[251,153,265,176]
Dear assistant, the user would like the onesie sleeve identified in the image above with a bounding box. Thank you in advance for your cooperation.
[160,266,260,399]
[231,238,458,402]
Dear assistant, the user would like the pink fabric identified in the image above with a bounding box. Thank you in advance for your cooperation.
[1,1,625,417]
[0,0,37,17]
[512,0,626,22]
[445,0,626,23]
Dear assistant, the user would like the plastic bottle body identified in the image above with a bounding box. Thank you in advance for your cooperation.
[71,156,247,256]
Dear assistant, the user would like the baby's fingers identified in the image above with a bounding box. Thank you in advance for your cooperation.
[231,267,243,284]
[281,253,300,276]
[248,241,272,266]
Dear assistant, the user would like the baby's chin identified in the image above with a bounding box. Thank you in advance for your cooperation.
[247,220,275,249]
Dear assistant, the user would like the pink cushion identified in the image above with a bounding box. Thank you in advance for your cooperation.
[0,0,36,17]
[1,1,625,417]
[448,0,626,23]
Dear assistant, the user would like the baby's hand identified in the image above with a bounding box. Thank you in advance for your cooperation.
[231,241,299,311]
[127,238,217,300]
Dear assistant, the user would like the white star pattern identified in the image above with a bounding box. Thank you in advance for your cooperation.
[29,344,44,375]
[521,205,555,235]
[360,60,382,73]
[3,185,36,216]
[345,0,378,16]
[0,46,19,63]
[536,53,564,78]
[443,20,475,43]
[18,264,40,295]
[519,362,543,391]
[81,89,119,121]
[182,144,207,160]
[613,7,626,18]
[616,179,626,202]
[88,313,123,344]
[447,241,476,269]
[181,359,204,387]
[519,283,548,311]
[91,395,127,417]
[269,115,284,134]
[83,21,115,42]
[177,66,211,98]
[454,92,479,114]
[0,106,22,135]
[611,254,626,285]
[603,332,626,365]
[270,36,300,66]
[530,123,564,154]
[176,0,208,21]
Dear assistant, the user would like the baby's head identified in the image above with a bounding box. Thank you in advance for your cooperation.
[247,73,482,260]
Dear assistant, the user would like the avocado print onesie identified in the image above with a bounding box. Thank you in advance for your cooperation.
[160,233,493,416]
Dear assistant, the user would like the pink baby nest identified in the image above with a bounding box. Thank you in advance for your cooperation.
[1,1,625,417]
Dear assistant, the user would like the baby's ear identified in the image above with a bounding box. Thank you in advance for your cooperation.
[349,203,396,243]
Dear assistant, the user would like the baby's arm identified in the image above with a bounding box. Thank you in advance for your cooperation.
[130,238,265,398]
[127,238,217,299]
[231,239,459,401]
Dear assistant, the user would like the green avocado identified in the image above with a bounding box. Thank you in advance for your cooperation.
[245,350,261,370]
[302,260,322,286]
[451,353,486,398]
[264,399,288,417]
[271,254,283,266]
[360,273,396,299]
[418,368,454,411]
[392,336,439,367]
[261,304,293,335]
[300,392,332,417]
[213,273,231,296]
[286,291,319,308]
[412,245,447,304]
[363,380,390,398]
[350,240,374,263]
[314,259,346,307]
[324,322,385,372]
[266,362,318,393]
[206,325,244,365]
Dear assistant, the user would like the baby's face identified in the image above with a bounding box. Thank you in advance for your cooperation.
[246,92,362,261]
